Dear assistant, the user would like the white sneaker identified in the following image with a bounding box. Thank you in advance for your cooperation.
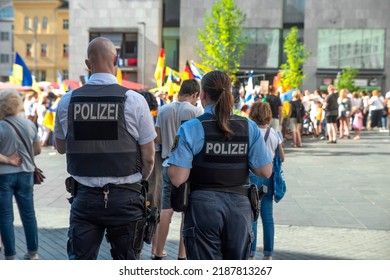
[263,256,273,260]
[24,251,39,260]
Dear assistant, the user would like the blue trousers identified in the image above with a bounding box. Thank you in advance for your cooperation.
[249,174,274,258]
[0,172,38,258]
[67,185,145,260]
[182,190,253,260]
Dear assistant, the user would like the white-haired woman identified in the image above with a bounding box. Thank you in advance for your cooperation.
[0,88,41,260]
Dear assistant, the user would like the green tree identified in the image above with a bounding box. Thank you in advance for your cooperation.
[280,26,311,90]
[335,67,359,92]
[197,0,246,78]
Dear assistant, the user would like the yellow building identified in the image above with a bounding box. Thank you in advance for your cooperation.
[13,0,68,82]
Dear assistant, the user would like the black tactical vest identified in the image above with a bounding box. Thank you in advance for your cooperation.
[66,84,141,177]
[189,113,249,188]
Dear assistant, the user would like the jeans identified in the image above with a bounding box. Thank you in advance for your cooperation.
[0,172,38,258]
[182,190,252,260]
[249,173,274,258]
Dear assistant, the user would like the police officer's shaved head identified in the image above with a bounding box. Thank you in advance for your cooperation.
[85,37,118,76]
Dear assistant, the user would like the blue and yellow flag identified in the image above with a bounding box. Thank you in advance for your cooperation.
[10,52,33,86]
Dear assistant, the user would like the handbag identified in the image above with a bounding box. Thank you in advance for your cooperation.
[272,145,286,203]
[263,127,286,202]
[4,119,45,185]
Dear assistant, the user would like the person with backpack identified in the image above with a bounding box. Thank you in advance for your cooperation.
[288,90,305,147]
[248,101,285,260]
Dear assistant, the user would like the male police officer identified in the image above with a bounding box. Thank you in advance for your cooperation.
[54,37,156,260]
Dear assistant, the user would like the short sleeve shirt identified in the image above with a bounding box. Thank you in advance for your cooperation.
[168,105,272,170]
[54,73,157,187]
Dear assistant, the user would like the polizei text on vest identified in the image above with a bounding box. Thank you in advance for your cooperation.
[205,142,248,155]
[73,103,119,120]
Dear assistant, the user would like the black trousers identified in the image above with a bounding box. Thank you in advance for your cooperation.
[370,109,382,128]
[67,185,145,260]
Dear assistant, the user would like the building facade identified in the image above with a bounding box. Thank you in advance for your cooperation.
[12,0,68,82]
[0,1,13,82]
[69,0,162,87]
[303,0,389,92]
[36,0,386,92]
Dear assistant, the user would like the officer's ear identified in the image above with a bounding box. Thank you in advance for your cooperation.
[200,90,206,100]
[113,54,119,67]
[85,59,91,72]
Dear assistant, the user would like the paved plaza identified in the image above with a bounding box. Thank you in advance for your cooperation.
[1,130,390,260]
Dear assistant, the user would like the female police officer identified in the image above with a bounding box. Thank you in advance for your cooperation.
[167,71,272,260]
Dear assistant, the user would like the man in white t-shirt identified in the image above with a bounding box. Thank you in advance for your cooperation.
[153,79,203,260]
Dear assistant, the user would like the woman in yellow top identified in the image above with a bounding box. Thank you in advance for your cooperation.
[315,101,323,137]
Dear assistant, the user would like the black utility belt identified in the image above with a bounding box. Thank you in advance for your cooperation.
[190,185,249,196]
[82,182,144,194]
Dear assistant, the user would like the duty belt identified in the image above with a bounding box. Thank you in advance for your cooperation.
[190,184,249,196]
[78,182,144,194]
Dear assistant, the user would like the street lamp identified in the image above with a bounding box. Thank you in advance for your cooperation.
[26,26,37,77]
[138,22,146,88]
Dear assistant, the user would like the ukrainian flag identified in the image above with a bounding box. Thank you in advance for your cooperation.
[10,52,33,86]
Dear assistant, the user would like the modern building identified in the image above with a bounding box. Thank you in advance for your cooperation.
[66,0,389,91]
[0,1,13,82]
[304,0,389,92]
[6,0,390,90]
[12,0,69,82]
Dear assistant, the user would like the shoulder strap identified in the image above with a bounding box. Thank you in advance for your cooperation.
[264,127,271,143]
[3,119,36,167]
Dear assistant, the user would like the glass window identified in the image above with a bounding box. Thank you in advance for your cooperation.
[0,5,14,19]
[33,16,38,30]
[163,0,180,27]
[240,28,281,68]
[0,32,9,41]
[42,17,48,30]
[36,70,46,82]
[63,44,69,57]
[0,54,10,63]
[63,70,69,80]
[121,33,138,66]
[318,29,385,69]
[63,19,69,30]
[163,27,180,69]
[89,32,138,67]
[41,44,47,57]
[24,16,30,30]
[283,0,305,25]
[26,43,32,57]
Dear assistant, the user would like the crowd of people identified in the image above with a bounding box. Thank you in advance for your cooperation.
[232,82,390,146]
[1,37,390,260]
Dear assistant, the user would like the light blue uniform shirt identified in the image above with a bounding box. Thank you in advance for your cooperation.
[168,105,272,170]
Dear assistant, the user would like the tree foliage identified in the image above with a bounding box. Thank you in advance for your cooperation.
[336,67,359,93]
[280,26,311,90]
[197,0,246,78]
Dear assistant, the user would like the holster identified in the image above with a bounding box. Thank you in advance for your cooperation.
[170,181,190,212]
[133,219,147,252]
[65,176,78,204]
[249,183,261,221]
[143,206,160,244]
